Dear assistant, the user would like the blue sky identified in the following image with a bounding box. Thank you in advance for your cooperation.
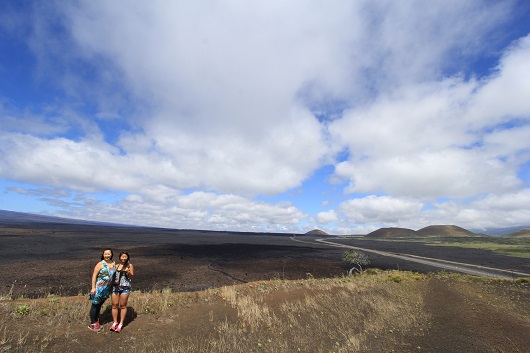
[1,1,530,234]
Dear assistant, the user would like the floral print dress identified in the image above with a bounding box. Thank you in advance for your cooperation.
[91,260,116,304]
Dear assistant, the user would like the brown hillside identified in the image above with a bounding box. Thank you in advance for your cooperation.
[305,229,329,236]
[417,225,476,237]
[505,228,530,238]
[367,227,417,237]
[1,274,529,353]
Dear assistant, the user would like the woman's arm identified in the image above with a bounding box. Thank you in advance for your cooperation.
[90,262,102,294]
[126,263,134,279]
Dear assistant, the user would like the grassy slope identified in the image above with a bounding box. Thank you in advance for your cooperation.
[418,226,530,258]
[428,239,530,258]
[1,271,529,352]
[369,235,530,258]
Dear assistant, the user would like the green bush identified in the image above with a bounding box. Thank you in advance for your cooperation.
[15,304,30,316]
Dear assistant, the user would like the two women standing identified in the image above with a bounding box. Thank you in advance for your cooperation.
[88,249,134,333]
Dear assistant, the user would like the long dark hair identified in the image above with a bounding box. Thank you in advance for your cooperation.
[100,248,113,260]
[115,252,130,284]
[118,252,130,269]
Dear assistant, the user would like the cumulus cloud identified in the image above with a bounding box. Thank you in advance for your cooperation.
[419,190,530,230]
[334,149,521,198]
[52,191,306,232]
[0,1,529,232]
[337,195,423,224]
[320,188,530,233]
[316,210,338,224]
[8,0,350,197]
[466,35,530,125]
[329,34,530,200]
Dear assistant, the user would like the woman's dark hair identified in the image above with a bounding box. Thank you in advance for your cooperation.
[100,248,113,260]
[119,252,130,264]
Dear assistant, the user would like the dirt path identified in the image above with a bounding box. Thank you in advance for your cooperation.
[409,278,530,352]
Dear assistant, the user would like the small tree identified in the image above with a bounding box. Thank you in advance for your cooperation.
[342,249,370,275]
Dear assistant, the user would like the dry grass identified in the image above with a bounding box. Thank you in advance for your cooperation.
[5,270,525,352]
[127,271,430,352]
[0,293,89,352]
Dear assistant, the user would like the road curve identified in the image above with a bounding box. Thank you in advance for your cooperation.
[290,236,530,279]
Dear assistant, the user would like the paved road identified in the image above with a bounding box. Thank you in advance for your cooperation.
[290,236,530,279]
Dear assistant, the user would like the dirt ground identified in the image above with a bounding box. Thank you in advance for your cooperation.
[410,278,530,352]
[1,223,530,352]
[1,276,529,353]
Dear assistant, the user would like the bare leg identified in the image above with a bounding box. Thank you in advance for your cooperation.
[119,294,129,325]
[111,294,119,324]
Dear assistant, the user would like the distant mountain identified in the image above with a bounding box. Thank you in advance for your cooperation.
[0,210,131,227]
[504,228,530,238]
[367,225,480,238]
[417,225,476,237]
[305,229,330,236]
[471,225,530,236]
[366,227,417,237]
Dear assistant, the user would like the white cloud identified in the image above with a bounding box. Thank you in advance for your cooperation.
[51,190,306,231]
[421,190,530,229]
[316,210,338,224]
[466,35,530,126]
[0,111,326,196]
[337,195,423,224]
[471,190,530,213]
[350,1,511,90]
[335,149,521,198]
[143,105,327,195]
[125,194,143,203]
[0,133,131,192]
[1,1,529,232]
[330,80,478,156]
[20,0,349,196]
[34,0,512,199]
[329,35,530,199]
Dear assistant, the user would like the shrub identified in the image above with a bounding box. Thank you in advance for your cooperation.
[15,304,30,316]
[342,250,370,275]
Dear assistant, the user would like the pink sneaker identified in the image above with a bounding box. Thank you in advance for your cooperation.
[88,323,101,332]
[115,323,123,333]
[109,322,118,331]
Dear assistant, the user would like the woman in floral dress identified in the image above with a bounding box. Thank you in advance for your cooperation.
[88,248,116,332]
